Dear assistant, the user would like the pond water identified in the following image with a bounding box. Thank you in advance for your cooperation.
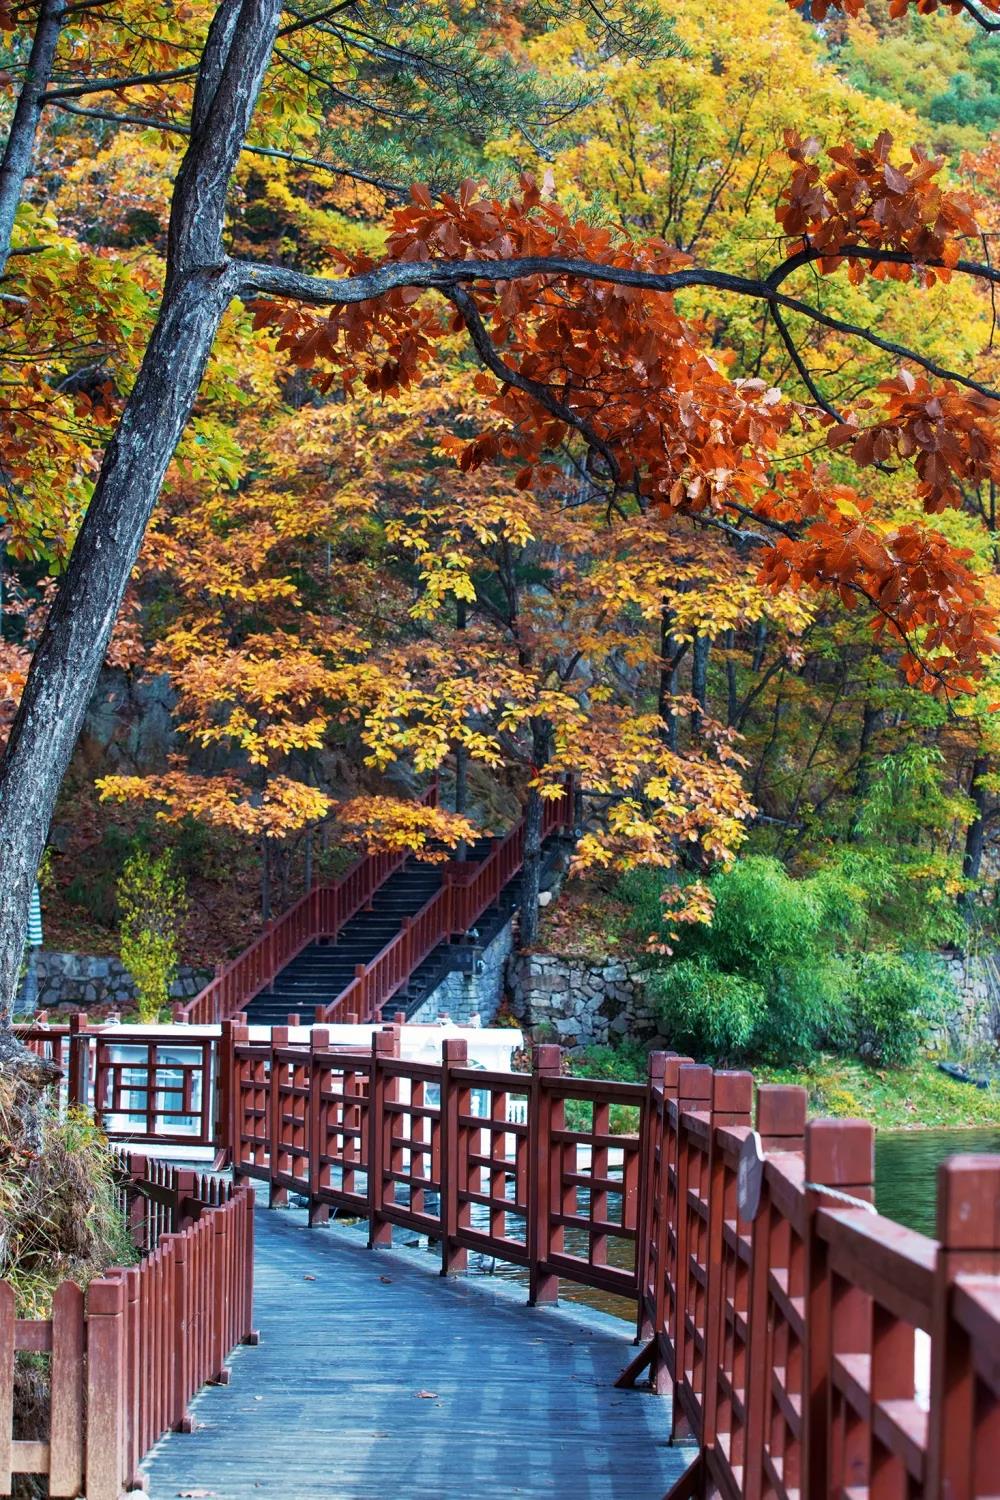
[874,1125,1000,1237]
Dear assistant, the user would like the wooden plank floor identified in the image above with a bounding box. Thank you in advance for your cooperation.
[142,1205,691,1499]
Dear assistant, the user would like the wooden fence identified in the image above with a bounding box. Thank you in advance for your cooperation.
[0,1155,255,1500]
[227,1026,1000,1499]
[17,1015,219,1149]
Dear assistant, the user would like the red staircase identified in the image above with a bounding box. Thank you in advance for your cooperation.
[178,782,573,1027]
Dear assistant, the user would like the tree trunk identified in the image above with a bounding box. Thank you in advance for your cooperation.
[849,702,881,842]
[724,629,738,727]
[658,605,685,751]
[454,598,468,860]
[0,0,65,280]
[961,753,990,914]
[519,786,544,948]
[0,0,282,1024]
[261,836,272,923]
[518,720,551,949]
[690,633,710,736]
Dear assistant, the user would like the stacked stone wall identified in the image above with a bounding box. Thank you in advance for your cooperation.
[16,950,211,1015]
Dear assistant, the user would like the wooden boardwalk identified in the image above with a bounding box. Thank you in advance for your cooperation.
[142,1205,690,1499]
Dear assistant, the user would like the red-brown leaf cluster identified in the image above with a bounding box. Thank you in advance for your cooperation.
[778,130,979,286]
[827,371,998,514]
[786,0,999,27]
[255,161,999,698]
[757,464,999,691]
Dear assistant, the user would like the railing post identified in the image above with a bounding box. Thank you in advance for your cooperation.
[671,1062,713,1441]
[68,1012,90,1114]
[308,1029,331,1226]
[268,1028,289,1208]
[85,1277,127,1500]
[743,1085,807,1500]
[169,1167,197,1233]
[367,1029,397,1248]
[641,1052,693,1395]
[635,1049,670,1345]
[209,1211,230,1386]
[241,1186,260,1346]
[216,1020,236,1162]
[231,1024,250,1186]
[170,1234,193,1432]
[802,1117,874,1500]
[927,1153,1000,1499]
[528,1043,562,1305]
[702,1070,753,1453]
[440,1037,469,1276]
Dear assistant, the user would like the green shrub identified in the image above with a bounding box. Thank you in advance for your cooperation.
[568,1041,647,1084]
[621,855,960,1070]
[842,952,953,1068]
[647,959,766,1061]
[626,857,854,1064]
[117,851,188,1021]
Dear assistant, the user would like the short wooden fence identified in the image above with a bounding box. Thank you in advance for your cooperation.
[0,1155,255,1499]
[227,1026,1000,1499]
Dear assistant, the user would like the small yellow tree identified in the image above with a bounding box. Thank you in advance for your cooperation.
[116,853,188,1022]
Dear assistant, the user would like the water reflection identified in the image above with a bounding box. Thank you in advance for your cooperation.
[875,1126,1000,1237]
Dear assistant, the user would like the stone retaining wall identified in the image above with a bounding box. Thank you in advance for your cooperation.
[16,949,212,1015]
[508,948,1000,1056]
[940,951,1000,1051]
[506,950,660,1051]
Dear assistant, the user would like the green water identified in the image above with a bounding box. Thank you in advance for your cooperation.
[874,1126,1000,1238]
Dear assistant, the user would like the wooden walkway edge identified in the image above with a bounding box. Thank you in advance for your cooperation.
[142,1206,692,1499]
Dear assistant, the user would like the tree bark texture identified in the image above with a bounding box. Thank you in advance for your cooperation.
[0,0,65,280]
[962,753,991,895]
[518,721,552,949]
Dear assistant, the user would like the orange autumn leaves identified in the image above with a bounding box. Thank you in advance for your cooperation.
[777,130,980,285]
[255,138,1000,700]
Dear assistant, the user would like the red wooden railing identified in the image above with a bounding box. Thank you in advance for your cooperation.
[0,1154,255,1500]
[223,1025,1000,1498]
[321,782,574,1024]
[17,1014,219,1149]
[177,781,443,1025]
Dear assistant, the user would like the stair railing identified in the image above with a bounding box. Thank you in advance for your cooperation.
[178,781,440,1025]
[320,780,574,1025]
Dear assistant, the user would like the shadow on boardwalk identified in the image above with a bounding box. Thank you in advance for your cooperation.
[142,1205,690,1499]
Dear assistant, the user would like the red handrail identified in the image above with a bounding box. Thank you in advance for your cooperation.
[229,1032,1000,1500]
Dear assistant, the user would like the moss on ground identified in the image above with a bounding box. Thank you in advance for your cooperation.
[756,1057,1000,1130]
